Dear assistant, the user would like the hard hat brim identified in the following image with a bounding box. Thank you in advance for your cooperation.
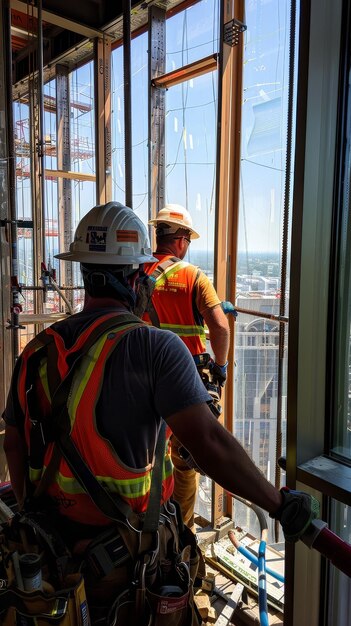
[55,251,158,264]
[148,218,200,240]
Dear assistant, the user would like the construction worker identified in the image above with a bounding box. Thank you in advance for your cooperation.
[144,204,230,529]
[3,202,318,620]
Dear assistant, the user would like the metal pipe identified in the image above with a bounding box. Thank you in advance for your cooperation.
[123,0,133,208]
[3,0,19,360]
[234,306,288,324]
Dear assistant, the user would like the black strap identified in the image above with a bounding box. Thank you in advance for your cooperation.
[191,268,204,327]
[57,433,133,521]
[142,421,166,533]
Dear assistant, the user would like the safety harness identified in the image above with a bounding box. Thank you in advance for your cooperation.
[25,313,146,508]
[145,256,204,332]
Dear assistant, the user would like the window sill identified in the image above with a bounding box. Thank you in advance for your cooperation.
[297,455,351,505]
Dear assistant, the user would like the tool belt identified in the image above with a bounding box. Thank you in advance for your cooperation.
[0,499,203,626]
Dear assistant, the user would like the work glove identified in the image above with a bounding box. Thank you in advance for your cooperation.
[209,360,228,387]
[272,487,320,543]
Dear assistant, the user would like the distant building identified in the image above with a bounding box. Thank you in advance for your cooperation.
[234,295,287,479]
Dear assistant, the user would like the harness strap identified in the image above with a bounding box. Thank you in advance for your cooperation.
[142,421,166,535]
[146,257,179,328]
[147,260,204,334]
[29,313,144,519]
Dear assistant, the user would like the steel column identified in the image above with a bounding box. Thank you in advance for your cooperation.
[123,0,133,208]
[94,36,112,205]
[148,5,166,229]
[56,64,73,307]
[29,75,44,323]
[0,0,15,479]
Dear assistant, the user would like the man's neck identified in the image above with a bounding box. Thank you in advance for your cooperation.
[155,244,177,256]
[83,295,130,312]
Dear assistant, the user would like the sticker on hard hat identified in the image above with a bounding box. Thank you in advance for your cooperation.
[86,225,108,251]
[169,212,184,220]
[116,229,139,242]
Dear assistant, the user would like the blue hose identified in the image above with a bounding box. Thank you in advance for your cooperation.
[258,540,269,626]
[235,544,285,583]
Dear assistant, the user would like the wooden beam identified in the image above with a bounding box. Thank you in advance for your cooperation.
[152,53,218,89]
[45,169,96,182]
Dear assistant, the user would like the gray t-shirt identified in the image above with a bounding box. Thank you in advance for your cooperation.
[3,308,210,468]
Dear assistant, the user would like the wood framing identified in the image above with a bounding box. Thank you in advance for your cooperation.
[152,54,218,89]
[213,0,245,524]
[45,169,96,182]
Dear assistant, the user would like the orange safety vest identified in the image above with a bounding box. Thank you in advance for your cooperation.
[17,313,174,526]
[144,254,206,356]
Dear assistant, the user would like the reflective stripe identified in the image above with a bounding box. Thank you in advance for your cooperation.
[24,317,174,522]
[29,455,173,500]
[38,358,50,402]
[159,322,206,338]
[154,261,189,287]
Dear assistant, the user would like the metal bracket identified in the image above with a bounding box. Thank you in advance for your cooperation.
[223,19,247,47]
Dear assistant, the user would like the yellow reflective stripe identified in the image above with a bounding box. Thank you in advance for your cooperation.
[155,261,190,287]
[68,336,108,421]
[68,324,135,420]
[29,468,42,481]
[159,323,206,339]
[30,456,173,499]
[38,358,51,401]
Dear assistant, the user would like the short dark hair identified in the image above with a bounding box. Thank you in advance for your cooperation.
[156,225,191,242]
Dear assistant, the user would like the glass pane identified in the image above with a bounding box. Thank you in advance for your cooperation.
[166,0,219,73]
[111,45,125,205]
[14,99,34,344]
[233,0,297,541]
[111,33,149,224]
[165,71,218,276]
[70,61,96,232]
[233,313,287,543]
[15,100,32,296]
[238,0,295,314]
[69,63,96,311]
[331,82,351,461]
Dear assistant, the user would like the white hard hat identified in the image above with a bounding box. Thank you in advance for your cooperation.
[55,202,157,266]
[148,204,200,239]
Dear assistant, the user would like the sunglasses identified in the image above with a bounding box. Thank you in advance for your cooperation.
[175,236,191,244]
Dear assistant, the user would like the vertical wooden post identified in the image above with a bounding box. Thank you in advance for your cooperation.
[213,0,245,524]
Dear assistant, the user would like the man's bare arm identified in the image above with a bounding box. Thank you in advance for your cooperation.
[202,305,229,366]
[4,424,27,508]
[166,403,282,516]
